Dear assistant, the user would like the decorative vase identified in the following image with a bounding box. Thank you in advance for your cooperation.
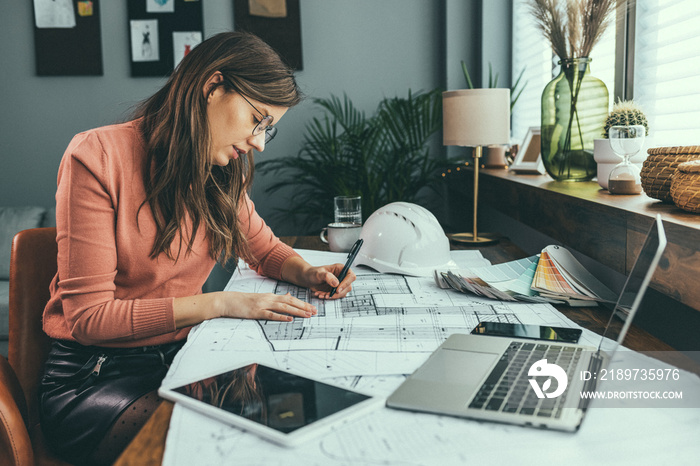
[541,58,609,181]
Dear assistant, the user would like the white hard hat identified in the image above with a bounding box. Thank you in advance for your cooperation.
[355,202,456,276]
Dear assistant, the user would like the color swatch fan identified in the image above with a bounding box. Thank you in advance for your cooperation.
[531,246,617,303]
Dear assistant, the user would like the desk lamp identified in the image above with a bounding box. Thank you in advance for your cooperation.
[443,88,510,245]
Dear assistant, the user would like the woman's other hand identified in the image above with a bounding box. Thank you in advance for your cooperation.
[220,291,317,321]
[173,291,316,328]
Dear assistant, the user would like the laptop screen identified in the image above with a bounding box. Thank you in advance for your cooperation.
[598,215,667,355]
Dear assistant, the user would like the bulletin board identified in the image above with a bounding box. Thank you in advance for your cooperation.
[127,0,203,77]
[233,0,303,70]
[32,0,103,76]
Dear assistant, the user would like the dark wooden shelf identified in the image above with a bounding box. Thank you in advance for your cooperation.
[447,168,700,313]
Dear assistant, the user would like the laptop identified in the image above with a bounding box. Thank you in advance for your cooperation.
[387,215,667,431]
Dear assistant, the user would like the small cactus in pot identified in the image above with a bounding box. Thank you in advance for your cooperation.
[602,100,649,138]
[595,100,650,190]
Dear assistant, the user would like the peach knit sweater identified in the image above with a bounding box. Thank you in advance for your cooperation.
[43,120,299,347]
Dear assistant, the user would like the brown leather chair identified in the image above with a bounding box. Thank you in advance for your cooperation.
[0,354,34,466]
[1,227,71,465]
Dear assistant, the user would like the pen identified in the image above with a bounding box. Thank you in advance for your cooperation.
[329,239,363,298]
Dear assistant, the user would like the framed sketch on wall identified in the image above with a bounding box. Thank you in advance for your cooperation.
[510,127,545,174]
[127,0,203,77]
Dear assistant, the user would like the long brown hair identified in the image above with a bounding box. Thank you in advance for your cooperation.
[134,32,302,264]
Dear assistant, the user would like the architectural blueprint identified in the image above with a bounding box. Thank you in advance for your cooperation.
[163,250,574,387]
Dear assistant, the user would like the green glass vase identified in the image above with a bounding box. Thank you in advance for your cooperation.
[541,58,609,181]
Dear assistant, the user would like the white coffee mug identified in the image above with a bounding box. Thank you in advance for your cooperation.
[320,222,362,252]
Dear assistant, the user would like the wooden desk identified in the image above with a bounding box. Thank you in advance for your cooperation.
[115,235,688,466]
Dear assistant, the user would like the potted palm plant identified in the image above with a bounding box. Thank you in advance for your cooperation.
[257,89,444,234]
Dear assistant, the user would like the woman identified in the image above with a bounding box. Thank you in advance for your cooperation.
[38,32,356,465]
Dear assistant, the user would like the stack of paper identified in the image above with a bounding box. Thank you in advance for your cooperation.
[437,245,617,306]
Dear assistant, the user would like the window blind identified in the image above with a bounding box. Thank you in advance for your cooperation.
[634,0,700,146]
[511,0,551,143]
[589,23,616,105]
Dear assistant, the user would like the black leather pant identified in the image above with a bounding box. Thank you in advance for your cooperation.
[38,339,184,465]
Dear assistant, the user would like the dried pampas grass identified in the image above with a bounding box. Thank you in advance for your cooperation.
[527,0,623,59]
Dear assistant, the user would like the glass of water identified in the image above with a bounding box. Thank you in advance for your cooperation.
[334,195,362,225]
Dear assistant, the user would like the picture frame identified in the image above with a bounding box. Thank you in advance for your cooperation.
[127,0,203,77]
[510,127,545,174]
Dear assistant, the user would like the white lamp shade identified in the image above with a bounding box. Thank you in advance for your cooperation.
[443,89,511,146]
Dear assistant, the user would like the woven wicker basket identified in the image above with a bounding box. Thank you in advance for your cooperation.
[671,160,700,213]
[640,146,700,202]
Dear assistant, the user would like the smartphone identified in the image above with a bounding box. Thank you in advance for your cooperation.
[471,322,582,344]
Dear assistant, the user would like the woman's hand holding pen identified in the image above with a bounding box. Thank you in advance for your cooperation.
[281,256,356,300]
[307,263,357,299]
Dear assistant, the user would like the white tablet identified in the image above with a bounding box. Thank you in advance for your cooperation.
[158,362,382,446]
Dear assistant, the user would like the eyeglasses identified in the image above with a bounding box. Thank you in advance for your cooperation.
[239,93,277,144]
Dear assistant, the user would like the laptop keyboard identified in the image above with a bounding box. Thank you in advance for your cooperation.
[468,341,582,419]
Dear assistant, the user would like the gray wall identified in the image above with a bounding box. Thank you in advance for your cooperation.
[0,0,510,235]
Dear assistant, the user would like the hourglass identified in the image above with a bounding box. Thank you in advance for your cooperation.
[608,125,646,195]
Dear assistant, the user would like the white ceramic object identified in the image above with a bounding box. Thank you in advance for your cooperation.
[594,137,652,190]
[320,222,362,252]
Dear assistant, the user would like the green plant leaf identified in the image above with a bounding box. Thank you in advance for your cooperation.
[461,60,474,89]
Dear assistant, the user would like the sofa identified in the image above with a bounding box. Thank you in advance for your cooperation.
[0,206,56,356]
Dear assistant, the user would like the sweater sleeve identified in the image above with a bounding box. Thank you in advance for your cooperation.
[54,132,176,345]
[238,193,300,280]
